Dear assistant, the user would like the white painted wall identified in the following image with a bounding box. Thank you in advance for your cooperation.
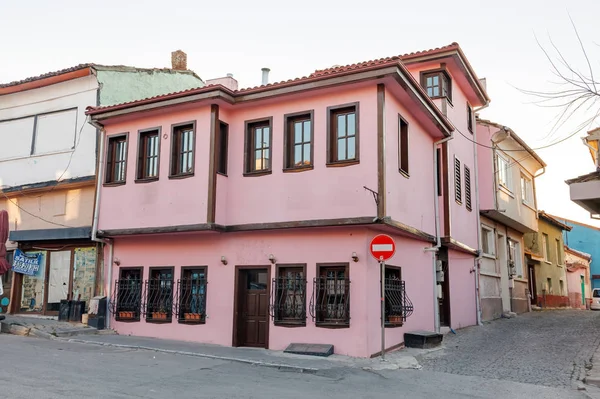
[0,75,99,188]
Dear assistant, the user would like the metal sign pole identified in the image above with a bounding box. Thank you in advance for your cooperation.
[380,258,386,361]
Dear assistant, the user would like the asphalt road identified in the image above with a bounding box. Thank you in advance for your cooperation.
[0,332,591,399]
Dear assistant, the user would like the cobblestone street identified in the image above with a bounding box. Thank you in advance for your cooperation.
[420,310,600,388]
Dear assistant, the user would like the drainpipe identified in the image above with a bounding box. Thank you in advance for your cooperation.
[90,119,114,330]
[425,132,454,333]
[472,120,484,326]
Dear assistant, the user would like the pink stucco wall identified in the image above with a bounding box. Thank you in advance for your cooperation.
[99,107,212,230]
[476,122,495,211]
[217,86,378,226]
[106,228,436,358]
[385,88,436,235]
[448,249,477,329]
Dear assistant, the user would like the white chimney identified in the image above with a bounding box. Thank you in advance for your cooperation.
[261,68,270,85]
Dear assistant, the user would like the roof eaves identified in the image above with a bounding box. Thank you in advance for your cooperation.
[539,211,573,231]
[0,64,94,89]
[478,118,546,168]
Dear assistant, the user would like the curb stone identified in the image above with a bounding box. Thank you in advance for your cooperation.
[64,338,320,374]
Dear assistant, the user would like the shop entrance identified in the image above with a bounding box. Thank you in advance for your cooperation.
[10,245,97,315]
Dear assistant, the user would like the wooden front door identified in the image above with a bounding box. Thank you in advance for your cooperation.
[235,268,269,348]
[528,264,537,305]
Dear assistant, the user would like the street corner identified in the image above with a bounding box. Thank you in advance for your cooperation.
[362,355,422,371]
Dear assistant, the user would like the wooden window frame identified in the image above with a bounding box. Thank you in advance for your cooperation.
[216,121,229,176]
[465,165,472,211]
[454,156,462,205]
[542,233,550,262]
[326,102,360,167]
[104,133,129,186]
[481,225,495,256]
[283,111,314,172]
[398,115,409,177]
[273,263,307,327]
[314,262,350,328]
[178,266,208,324]
[169,121,196,179]
[421,69,452,103]
[467,103,474,133]
[520,173,533,206]
[135,127,161,183]
[555,238,563,265]
[244,117,273,176]
[146,266,175,324]
[115,266,143,322]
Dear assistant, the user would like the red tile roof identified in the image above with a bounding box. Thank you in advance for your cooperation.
[309,43,460,77]
[0,64,93,88]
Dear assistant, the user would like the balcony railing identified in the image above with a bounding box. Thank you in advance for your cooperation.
[143,277,174,323]
[111,278,143,322]
[175,277,207,324]
[309,276,350,327]
[270,276,307,325]
[385,278,413,326]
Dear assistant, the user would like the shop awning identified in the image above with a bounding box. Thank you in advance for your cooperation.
[9,226,92,242]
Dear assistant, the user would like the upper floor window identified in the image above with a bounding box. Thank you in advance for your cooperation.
[465,165,472,211]
[105,134,128,184]
[542,233,550,262]
[136,129,160,181]
[422,71,452,102]
[170,122,195,178]
[398,116,409,176]
[217,121,229,175]
[284,112,313,171]
[328,103,359,165]
[520,174,533,206]
[244,118,272,175]
[467,104,474,132]
[555,238,563,265]
[454,156,462,204]
[497,153,512,191]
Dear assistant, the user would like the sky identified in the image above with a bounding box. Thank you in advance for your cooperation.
[1,0,600,226]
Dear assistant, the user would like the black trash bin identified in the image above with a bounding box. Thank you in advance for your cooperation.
[69,301,86,322]
[88,296,106,330]
[58,300,70,321]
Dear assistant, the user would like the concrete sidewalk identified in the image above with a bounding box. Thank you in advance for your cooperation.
[0,315,113,340]
[60,333,425,373]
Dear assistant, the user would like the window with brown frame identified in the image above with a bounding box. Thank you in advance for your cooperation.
[114,267,143,321]
[310,263,350,327]
[422,71,452,102]
[328,104,359,165]
[454,156,462,204]
[244,118,272,175]
[384,267,413,327]
[465,165,472,211]
[467,104,474,132]
[105,134,128,184]
[136,129,160,181]
[176,267,207,324]
[217,121,228,175]
[170,123,195,177]
[272,265,306,326]
[145,267,174,323]
[398,115,409,175]
[284,112,313,170]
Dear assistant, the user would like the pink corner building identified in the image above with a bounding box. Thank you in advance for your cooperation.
[87,43,489,357]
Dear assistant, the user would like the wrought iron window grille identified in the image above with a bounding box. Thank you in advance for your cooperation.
[111,277,143,322]
[269,275,307,325]
[175,276,207,324]
[309,275,350,327]
[385,278,413,326]
[143,276,174,323]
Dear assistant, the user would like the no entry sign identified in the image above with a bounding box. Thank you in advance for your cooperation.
[370,234,396,261]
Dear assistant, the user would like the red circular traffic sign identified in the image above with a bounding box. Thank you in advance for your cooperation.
[370,234,396,261]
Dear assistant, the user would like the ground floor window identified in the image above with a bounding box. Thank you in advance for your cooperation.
[115,267,143,321]
[145,267,174,323]
[311,263,350,327]
[384,266,413,327]
[272,264,306,326]
[176,267,207,324]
